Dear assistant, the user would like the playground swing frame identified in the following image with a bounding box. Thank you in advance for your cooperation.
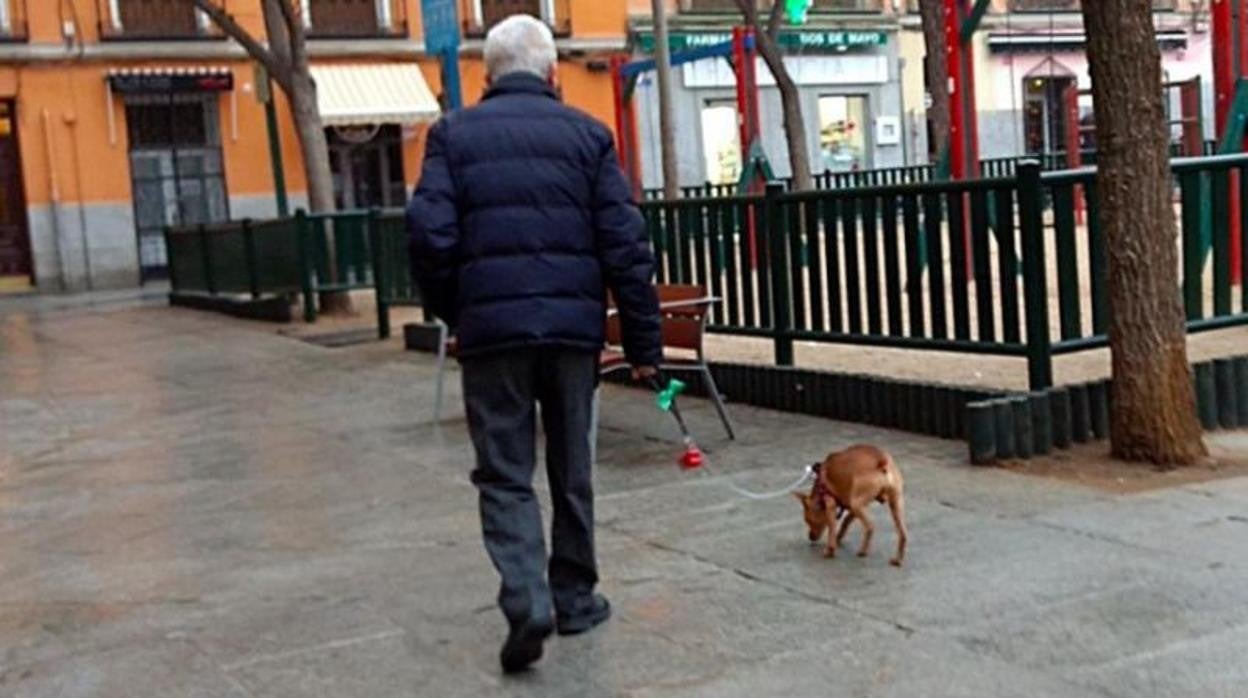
[610,26,771,200]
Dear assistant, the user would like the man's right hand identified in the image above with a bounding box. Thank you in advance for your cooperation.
[631,365,658,382]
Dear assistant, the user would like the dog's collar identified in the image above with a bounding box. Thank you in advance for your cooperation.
[810,463,846,517]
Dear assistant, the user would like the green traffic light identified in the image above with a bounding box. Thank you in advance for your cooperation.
[786,0,811,25]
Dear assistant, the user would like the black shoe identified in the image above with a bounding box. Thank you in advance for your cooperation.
[555,595,612,636]
[500,618,553,674]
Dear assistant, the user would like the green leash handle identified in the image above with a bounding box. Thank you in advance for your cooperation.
[654,377,686,412]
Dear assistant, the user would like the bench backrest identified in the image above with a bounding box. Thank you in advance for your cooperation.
[606,284,709,355]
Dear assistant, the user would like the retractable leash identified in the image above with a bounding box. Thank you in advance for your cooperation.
[649,377,815,500]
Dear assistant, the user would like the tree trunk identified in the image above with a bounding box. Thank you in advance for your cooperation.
[193,0,352,314]
[652,0,680,200]
[919,0,951,163]
[289,72,353,314]
[289,74,335,214]
[754,31,813,192]
[1080,0,1205,465]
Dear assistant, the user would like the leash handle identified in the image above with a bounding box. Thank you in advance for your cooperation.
[649,376,692,441]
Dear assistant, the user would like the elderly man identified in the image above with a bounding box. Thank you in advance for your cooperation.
[407,14,662,674]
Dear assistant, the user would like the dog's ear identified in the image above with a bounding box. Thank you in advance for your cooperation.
[792,491,809,505]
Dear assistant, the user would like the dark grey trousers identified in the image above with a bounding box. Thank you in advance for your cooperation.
[462,348,599,628]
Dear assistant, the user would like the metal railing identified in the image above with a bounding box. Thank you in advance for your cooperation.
[166,208,420,335]
[168,153,1248,391]
[645,146,1217,201]
[640,154,1248,390]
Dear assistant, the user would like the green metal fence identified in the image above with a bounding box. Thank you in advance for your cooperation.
[168,153,1248,388]
[647,147,1219,202]
[166,218,304,301]
[370,209,425,339]
[166,208,406,326]
[640,154,1248,390]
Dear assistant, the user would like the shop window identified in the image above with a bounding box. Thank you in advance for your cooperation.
[818,95,868,173]
[700,100,741,186]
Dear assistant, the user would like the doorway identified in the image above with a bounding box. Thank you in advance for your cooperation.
[0,99,33,287]
[125,94,230,282]
[328,125,407,210]
[1022,72,1076,155]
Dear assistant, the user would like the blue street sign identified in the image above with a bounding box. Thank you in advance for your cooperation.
[421,0,460,54]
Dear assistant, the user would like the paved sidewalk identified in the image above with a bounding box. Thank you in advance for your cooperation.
[2,293,1247,697]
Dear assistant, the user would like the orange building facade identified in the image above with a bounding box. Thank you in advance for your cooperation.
[0,0,628,292]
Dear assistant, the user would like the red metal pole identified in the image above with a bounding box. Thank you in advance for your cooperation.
[733,26,750,166]
[962,6,981,179]
[609,55,642,200]
[735,26,761,270]
[945,0,965,181]
[609,56,628,169]
[1236,1,1246,282]
[745,28,761,156]
[1214,1,1244,282]
[1215,0,1234,136]
[625,95,642,199]
[1064,85,1085,225]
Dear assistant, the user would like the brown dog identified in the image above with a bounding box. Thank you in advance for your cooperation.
[794,445,908,567]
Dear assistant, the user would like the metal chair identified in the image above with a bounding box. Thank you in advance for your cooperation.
[596,283,736,442]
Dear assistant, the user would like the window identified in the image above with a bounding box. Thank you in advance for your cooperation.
[125,95,229,281]
[306,0,405,38]
[469,0,570,36]
[818,95,869,173]
[105,0,210,38]
[700,101,740,186]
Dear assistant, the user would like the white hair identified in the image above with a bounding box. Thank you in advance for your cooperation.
[484,14,557,81]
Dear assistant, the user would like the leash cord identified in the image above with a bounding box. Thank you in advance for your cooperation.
[694,460,816,500]
[650,376,814,500]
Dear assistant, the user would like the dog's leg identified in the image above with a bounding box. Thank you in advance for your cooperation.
[887,491,908,567]
[835,510,855,547]
[822,505,841,558]
[850,505,875,558]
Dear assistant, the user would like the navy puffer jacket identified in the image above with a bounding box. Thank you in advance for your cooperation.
[407,73,661,367]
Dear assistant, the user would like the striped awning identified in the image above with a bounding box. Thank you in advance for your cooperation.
[309,63,441,127]
[106,66,234,93]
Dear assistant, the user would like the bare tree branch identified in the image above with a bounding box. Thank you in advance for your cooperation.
[732,0,783,40]
[259,0,295,90]
[733,0,760,26]
[280,0,310,77]
[919,0,950,164]
[766,0,785,40]
[732,0,813,190]
[275,0,300,30]
[188,0,282,79]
